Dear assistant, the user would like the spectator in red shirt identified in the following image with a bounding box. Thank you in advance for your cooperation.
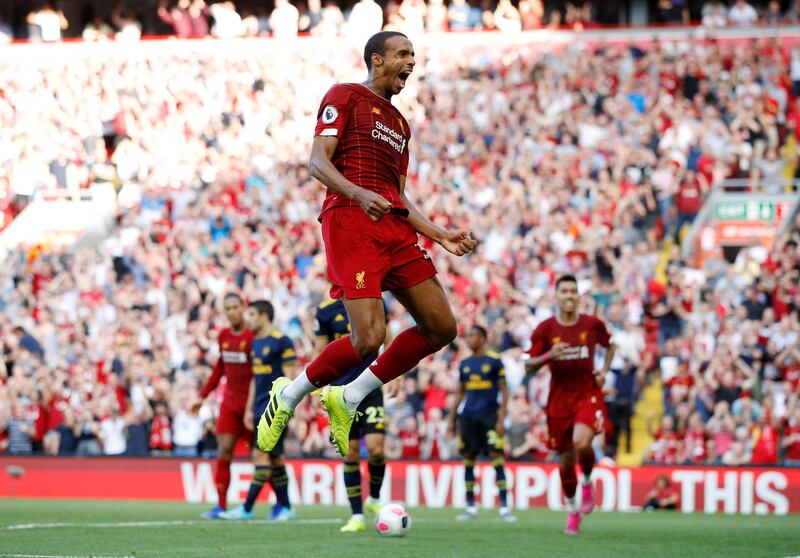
[645,413,681,464]
[419,363,451,420]
[157,0,209,37]
[397,416,421,460]
[149,403,173,455]
[681,411,707,464]
[673,170,708,243]
[643,475,679,511]
[27,391,47,454]
[782,406,800,466]
[751,406,779,465]
[776,346,800,396]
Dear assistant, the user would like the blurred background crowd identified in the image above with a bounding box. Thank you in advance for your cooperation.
[0,15,798,468]
[0,0,799,45]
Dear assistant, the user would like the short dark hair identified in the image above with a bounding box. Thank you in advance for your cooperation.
[249,299,275,321]
[470,325,488,339]
[555,274,578,290]
[364,31,408,71]
[223,293,243,304]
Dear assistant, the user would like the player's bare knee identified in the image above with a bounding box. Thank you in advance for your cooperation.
[219,448,234,460]
[440,318,458,346]
[350,325,385,358]
[425,315,457,349]
[366,444,384,461]
[577,440,593,453]
[350,317,386,358]
[345,449,360,462]
[346,441,360,462]
[559,451,576,467]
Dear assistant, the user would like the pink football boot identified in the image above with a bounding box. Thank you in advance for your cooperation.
[564,512,581,535]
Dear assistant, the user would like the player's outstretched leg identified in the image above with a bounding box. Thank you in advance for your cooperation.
[258,334,368,452]
[337,280,457,455]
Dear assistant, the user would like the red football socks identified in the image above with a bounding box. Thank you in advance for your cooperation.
[306,336,363,387]
[559,460,578,499]
[578,448,595,480]
[368,326,437,383]
[215,458,232,510]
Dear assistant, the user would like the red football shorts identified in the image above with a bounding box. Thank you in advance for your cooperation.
[321,207,437,299]
[216,406,250,441]
[547,393,607,453]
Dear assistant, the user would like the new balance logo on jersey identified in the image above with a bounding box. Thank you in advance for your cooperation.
[355,271,366,289]
[554,345,590,361]
[372,121,406,154]
[221,350,248,363]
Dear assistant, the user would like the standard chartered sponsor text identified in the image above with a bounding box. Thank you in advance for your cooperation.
[372,121,406,153]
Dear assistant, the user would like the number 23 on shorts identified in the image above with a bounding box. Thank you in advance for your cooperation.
[364,406,385,424]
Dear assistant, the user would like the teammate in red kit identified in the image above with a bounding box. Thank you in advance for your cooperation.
[193,293,255,519]
[525,275,615,535]
[257,31,477,457]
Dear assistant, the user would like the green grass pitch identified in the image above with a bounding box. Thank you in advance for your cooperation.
[0,499,798,558]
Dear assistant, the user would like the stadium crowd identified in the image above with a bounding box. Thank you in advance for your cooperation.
[0,30,799,467]
[3,0,799,45]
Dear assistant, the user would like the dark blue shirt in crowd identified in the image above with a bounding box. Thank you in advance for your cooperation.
[614,365,637,402]
[125,422,150,456]
[58,424,78,455]
[19,332,44,359]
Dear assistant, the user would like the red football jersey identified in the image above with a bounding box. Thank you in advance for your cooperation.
[528,314,611,418]
[313,83,411,216]
[654,429,681,464]
[683,427,707,464]
[200,328,254,413]
[47,396,68,431]
[784,423,800,461]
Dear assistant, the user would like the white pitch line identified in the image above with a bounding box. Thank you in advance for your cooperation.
[1,518,342,531]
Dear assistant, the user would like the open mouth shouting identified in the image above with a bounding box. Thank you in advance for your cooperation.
[396,68,413,90]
